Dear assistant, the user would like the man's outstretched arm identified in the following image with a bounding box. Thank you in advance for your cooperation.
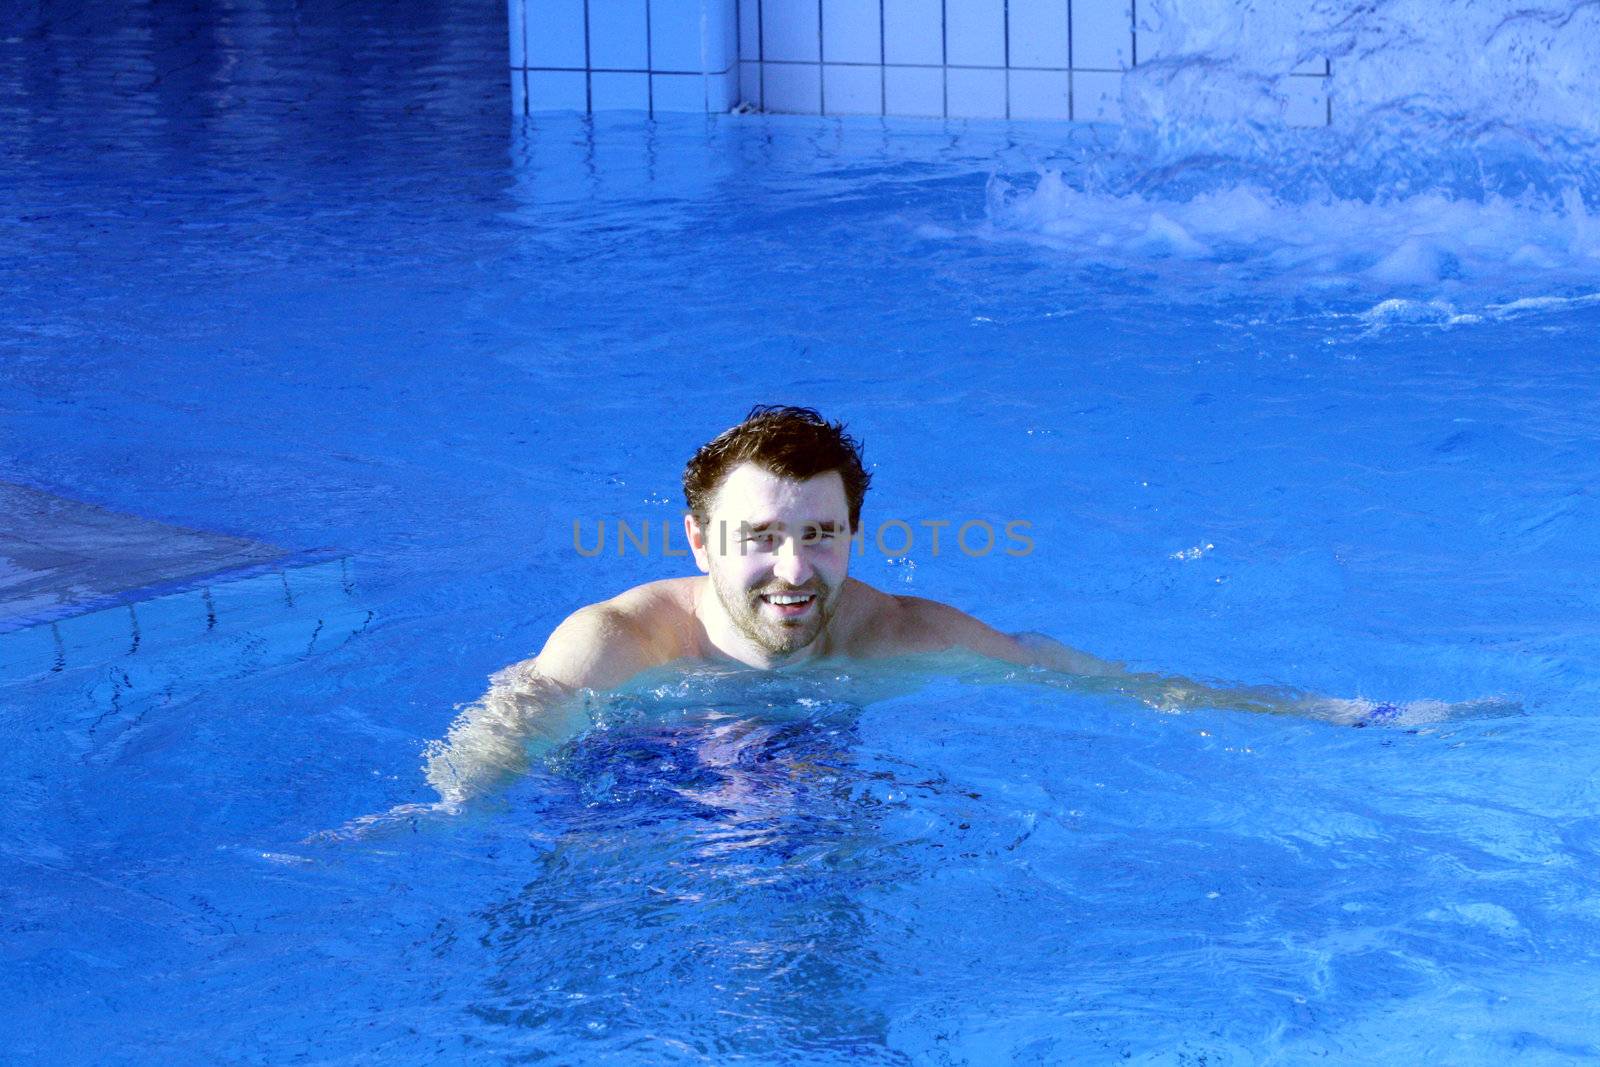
[423,606,656,807]
[896,596,1126,676]
[901,596,1418,722]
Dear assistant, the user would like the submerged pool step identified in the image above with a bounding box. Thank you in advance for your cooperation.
[0,556,371,688]
[0,480,293,634]
[0,482,371,693]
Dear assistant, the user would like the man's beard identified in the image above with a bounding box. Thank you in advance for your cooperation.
[710,570,833,656]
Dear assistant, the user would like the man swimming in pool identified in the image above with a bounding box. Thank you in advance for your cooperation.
[532,404,1108,689]
[419,404,1396,809]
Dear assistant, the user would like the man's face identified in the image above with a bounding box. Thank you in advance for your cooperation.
[687,462,854,658]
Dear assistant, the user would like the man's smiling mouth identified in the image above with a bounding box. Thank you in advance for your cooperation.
[759,591,818,616]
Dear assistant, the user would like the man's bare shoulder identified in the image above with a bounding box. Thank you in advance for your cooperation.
[533,579,701,690]
[893,593,1027,659]
[834,581,1030,663]
[597,576,700,619]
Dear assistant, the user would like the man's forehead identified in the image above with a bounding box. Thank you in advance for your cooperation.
[707,463,848,516]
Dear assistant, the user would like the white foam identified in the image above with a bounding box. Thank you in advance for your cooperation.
[1489,292,1600,316]
[971,1,1600,318]
[984,170,1600,315]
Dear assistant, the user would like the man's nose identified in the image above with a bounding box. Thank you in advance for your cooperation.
[771,537,812,586]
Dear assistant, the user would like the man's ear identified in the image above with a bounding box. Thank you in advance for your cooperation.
[685,512,712,573]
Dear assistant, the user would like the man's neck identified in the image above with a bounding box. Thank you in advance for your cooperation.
[691,577,831,671]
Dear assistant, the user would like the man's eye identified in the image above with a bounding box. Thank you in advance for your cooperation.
[804,529,836,542]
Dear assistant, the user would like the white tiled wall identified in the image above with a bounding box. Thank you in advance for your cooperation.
[1010,0,1068,70]
[510,0,1332,124]
[1073,0,1133,71]
[883,0,940,66]
[510,0,740,114]
[736,0,1137,120]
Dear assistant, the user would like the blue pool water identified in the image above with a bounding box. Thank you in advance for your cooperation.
[5,1,1600,1062]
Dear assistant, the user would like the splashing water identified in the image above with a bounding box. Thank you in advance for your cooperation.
[983,0,1600,314]
[1128,0,1600,139]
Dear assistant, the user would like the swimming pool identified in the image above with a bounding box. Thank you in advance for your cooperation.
[4,0,1600,1062]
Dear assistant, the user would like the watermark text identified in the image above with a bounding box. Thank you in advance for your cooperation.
[571,518,1034,559]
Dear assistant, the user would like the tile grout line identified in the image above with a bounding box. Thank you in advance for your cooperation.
[940,0,948,120]
[878,0,886,117]
[1066,0,1074,120]
[583,0,593,112]
[1003,0,1010,120]
[728,59,1103,70]
[524,61,1115,71]
[522,65,740,75]
[1130,0,1137,67]
[817,0,826,114]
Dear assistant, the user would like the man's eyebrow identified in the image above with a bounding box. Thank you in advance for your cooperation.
[739,519,842,533]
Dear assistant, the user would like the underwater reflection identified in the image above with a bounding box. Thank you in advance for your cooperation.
[469,685,921,1060]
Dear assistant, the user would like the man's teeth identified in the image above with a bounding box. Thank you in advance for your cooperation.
[765,593,814,605]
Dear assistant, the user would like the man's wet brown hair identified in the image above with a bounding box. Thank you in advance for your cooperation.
[683,405,871,530]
